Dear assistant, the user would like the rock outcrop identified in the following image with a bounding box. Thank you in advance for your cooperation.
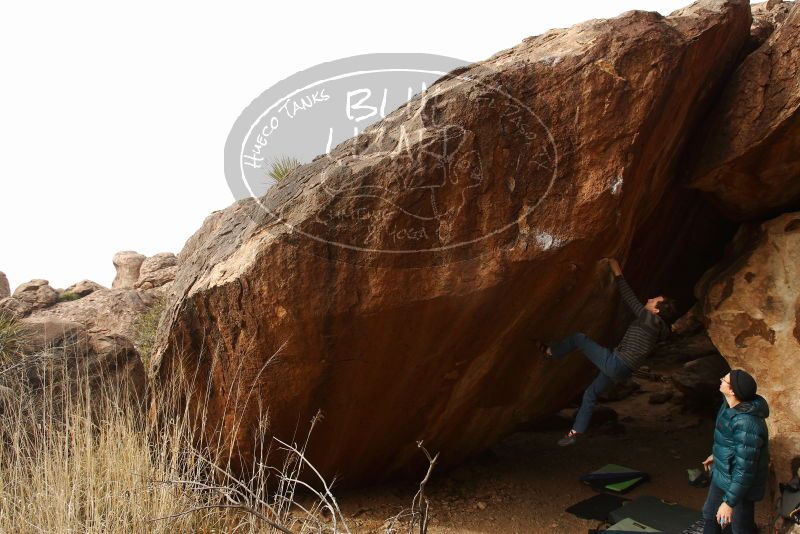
[12,279,58,312]
[32,288,160,342]
[0,272,9,299]
[748,0,794,50]
[134,252,177,292]
[112,251,146,289]
[689,2,800,220]
[697,212,800,480]
[12,316,146,409]
[151,1,751,483]
[63,279,106,298]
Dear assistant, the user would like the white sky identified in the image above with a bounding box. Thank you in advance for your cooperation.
[0,0,727,290]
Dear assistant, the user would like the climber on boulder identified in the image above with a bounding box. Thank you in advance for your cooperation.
[533,258,678,446]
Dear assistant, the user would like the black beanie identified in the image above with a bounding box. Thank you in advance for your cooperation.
[730,369,757,402]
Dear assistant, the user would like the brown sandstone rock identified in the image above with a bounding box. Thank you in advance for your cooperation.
[0,297,32,319]
[748,1,794,50]
[31,287,158,341]
[698,212,800,480]
[689,2,800,220]
[19,317,89,355]
[0,272,9,299]
[112,251,146,289]
[134,252,177,291]
[14,316,146,408]
[16,288,157,410]
[151,1,751,483]
[671,354,731,405]
[63,279,106,298]
[12,279,58,312]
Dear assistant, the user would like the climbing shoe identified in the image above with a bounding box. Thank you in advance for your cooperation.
[531,339,553,359]
[557,429,579,447]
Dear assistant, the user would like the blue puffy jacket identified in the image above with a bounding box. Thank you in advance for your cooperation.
[711,395,770,506]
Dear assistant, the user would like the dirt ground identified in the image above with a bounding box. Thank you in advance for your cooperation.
[331,370,772,533]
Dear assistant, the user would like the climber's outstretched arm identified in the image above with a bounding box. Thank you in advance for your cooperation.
[606,257,644,315]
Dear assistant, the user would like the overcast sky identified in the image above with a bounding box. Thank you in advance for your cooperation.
[1,0,724,290]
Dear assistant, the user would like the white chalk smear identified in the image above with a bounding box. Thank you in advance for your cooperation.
[534,231,562,251]
[611,174,623,196]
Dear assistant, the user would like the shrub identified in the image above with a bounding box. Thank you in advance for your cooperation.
[57,291,81,302]
[133,295,166,371]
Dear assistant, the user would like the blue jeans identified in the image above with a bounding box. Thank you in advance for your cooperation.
[701,480,757,534]
[548,332,632,433]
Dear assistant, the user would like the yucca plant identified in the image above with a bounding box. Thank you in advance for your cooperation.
[268,156,301,182]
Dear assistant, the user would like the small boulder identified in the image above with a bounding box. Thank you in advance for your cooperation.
[0,297,33,319]
[12,279,58,311]
[671,354,730,406]
[63,280,106,298]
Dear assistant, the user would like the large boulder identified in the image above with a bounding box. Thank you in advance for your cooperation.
[689,2,800,220]
[112,251,146,289]
[697,212,800,481]
[151,0,751,483]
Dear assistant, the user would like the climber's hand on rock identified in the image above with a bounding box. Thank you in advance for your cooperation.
[604,258,622,276]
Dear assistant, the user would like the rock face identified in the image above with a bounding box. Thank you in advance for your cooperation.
[0,272,9,299]
[152,1,751,483]
[63,279,106,298]
[112,251,146,289]
[671,354,731,406]
[32,287,160,342]
[0,297,33,319]
[697,212,800,480]
[134,252,177,292]
[689,2,800,220]
[13,316,146,408]
[12,279,58,312]
[748,0,794,50]
[10,283,164,411]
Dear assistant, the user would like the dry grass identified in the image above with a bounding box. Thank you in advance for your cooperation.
[0,314,347,533]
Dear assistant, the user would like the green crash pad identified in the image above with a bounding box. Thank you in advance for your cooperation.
[581,464,648,482]
[581,464,649,493]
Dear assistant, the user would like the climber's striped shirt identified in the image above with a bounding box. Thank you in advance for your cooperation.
[613,275,668,371]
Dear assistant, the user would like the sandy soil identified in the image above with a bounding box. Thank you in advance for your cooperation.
[331,370,772,533]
